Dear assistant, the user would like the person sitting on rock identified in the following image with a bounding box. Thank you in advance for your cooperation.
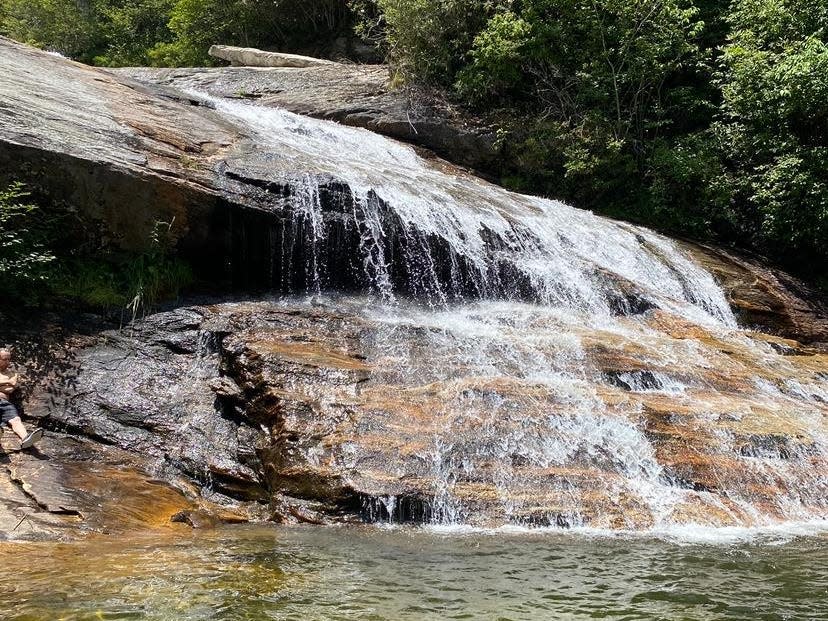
[0,348,43,449]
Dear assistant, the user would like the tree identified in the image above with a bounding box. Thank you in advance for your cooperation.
[0,0,102,61]
[715,0,828,265]
[151,0,354,66]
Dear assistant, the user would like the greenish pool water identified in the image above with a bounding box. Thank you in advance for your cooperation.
[2,524,827,620]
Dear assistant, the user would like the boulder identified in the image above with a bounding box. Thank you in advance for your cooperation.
[209,44,337,68]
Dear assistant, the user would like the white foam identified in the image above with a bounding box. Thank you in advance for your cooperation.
[417,519,828,545]
[189,88,828,532]
[199,92,736,326]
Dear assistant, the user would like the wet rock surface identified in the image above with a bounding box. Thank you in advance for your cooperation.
[680,242,828,345]
[2,38,827,535]
[115,63,500,176]
[4,297,822,533]
[0,432,198,540]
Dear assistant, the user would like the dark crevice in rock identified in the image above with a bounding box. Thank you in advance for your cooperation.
[360,494,435,524]
[736,435,797,460]
[604,370,663,392]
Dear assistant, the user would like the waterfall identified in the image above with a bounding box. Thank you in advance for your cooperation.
[203,92,735,328]
[198,93,828,530]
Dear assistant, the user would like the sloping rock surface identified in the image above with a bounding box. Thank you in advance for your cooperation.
[115,63,500,175]
[16,298,826,530]
[681,242,828,344]
[2,38,827,534]
[0,37,496,289]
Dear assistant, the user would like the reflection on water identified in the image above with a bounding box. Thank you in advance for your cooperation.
[1,524,827,620]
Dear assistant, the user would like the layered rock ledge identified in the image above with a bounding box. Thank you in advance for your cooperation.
[2,296,822,536]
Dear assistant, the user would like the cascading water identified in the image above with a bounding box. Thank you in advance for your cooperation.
[199,93,827,530]
[204,91,734,327]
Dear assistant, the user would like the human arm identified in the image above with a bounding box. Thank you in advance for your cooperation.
[0,373,18,397]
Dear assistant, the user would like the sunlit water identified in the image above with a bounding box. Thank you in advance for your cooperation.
[126,92,827,529]
[2,525,827,620]
[204,91,734,327]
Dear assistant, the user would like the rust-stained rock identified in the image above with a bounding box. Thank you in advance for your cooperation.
[0,433,195,540]
[19,297,827,531]
[680,242,828,344]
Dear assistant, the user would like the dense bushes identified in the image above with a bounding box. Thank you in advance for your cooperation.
[715,1,828,266]
[150,0,353,65]
[0,0,356,66]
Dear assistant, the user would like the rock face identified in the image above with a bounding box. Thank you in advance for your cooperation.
[0,37,235,254]
[209,45,337,68]
[681,242,828,344]
[2,38,828,535]
[0,36,496,288]
[16,297,825,531]
[0,36,353,283]
[0,433,195,540]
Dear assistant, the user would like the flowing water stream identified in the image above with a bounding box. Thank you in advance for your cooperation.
[209,91,734,326]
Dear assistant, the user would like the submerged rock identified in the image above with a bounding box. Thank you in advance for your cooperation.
[0,432,200,540]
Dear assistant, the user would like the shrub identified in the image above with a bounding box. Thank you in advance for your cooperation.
[0,183,56,299]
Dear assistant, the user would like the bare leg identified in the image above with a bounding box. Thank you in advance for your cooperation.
[8,416,27,441]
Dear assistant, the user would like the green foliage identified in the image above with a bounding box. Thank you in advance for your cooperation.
[50,218,193,313]
[714,0,828,262]
[376,0,827,280]
[450,0,707,215]
[0,182,191,312]
[0,0,172,65]
[95,0,176,66]
[0,183,56,295]
[376,0,494,83]
[1,0,355,66]
[455,11,531,101]
[0,0,101,62]
[122,219,193,316]
[147,0,254,66]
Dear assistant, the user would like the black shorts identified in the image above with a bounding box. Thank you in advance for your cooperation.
[0,399,19,424]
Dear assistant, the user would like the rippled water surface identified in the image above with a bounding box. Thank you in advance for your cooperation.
[2,525,827,620]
